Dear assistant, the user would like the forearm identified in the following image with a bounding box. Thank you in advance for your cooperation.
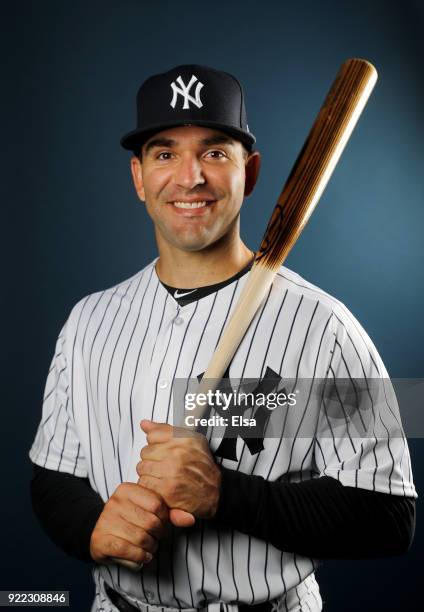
[214,467,416,559]
[30,464,104,562]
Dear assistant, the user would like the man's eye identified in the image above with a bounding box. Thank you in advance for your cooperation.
[205,150,226,159]
[157,151,173,160]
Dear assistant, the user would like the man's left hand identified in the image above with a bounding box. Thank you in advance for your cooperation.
[136,420,221,520]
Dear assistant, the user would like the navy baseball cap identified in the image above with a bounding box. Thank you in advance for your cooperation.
[120,64,256,154]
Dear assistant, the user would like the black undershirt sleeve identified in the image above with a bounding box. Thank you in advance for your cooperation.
[30,463,415,562]
[30,464,104,562]
[214,466,416,559]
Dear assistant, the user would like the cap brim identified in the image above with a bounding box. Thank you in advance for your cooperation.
[120,119,256,153]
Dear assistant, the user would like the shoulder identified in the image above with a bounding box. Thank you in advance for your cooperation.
[275,265,346,315]
[274,265,381,360]
[63,259,158,339]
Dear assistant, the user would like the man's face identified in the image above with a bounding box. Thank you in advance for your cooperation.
[131,126,259,252]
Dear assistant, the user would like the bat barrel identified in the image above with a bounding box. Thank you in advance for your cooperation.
[255,58,378,270]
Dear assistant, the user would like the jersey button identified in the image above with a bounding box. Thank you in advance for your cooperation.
[158,379,168,389]
[174,316,184,325]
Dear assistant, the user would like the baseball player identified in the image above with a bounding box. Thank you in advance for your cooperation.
[29,65,417,612]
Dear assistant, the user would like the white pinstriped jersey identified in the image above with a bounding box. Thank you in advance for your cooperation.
[29,258,417,612]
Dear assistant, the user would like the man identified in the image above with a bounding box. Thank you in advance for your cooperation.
[30,65,417,612]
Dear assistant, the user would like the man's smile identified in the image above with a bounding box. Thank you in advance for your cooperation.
[165,199,217,216]
[172,201,210,209]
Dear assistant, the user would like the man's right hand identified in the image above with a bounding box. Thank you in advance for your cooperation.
[90,482,190,566]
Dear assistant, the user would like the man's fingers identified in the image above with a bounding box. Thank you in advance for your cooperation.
[135,474,194,529]
[126,502,167,539]
[140,420,199,444]
[109,519,158,554]
[136,459,164,479]
[136,457,194,481]
[140,441,209,464]
[140,420,173,444]
[169,508,196,528]
[138,474,163,497]
[102,535,154,565]
[116,482,169,523]
[140,419,159,432]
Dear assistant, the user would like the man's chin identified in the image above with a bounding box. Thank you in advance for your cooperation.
[157,222,230,253]
[160,228,216,252]
[171,239,212,253]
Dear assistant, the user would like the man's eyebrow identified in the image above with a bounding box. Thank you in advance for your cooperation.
[200,135,235,147]
[144,137,177,154]
[143,134,235,155]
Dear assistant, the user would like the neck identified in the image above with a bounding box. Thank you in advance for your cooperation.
[155,231,254,289]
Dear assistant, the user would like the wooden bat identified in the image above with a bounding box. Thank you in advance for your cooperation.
[187,57,377,420]
[117,57,378,570]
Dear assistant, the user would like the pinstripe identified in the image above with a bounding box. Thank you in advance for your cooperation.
[329,366,357,454]
[129,279,165,444]
[88,287,120,407]
[43,366,66,403]
[246,537,255,603]
[82,291,106,355]
[72,442,81,475]
[183,535,194,607]
[121,268,156,445]
[97,281,134,458]
[82,293,116,497]
[149,290,170,365]
[280,553,289,612]
[57,417,70,471]
[321,376,342,464]
[331,312,380,490]
[333,339,366,430]
[106,271,149,480]
[43,401,64,467]
[71,295,91,419]
[115,269,152,419]
[84,364,100,491]
[283,302,321,475]
[199,520,208,605]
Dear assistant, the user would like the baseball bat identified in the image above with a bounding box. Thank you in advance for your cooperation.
[187,57,378,420]
[117,58,378,570]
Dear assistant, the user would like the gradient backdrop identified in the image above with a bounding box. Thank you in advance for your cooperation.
[2,1,423,610]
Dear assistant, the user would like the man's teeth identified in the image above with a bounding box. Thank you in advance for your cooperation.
[173,201,209,209]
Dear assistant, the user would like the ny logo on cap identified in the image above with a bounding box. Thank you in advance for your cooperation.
[170,75,204,110]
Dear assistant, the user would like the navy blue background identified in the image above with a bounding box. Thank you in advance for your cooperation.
[2,1,423,609]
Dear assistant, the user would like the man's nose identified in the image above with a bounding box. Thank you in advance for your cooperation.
[174,153,205,189]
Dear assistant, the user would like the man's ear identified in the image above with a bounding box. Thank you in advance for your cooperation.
[244,151,261,197]
[130,156,146,201]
